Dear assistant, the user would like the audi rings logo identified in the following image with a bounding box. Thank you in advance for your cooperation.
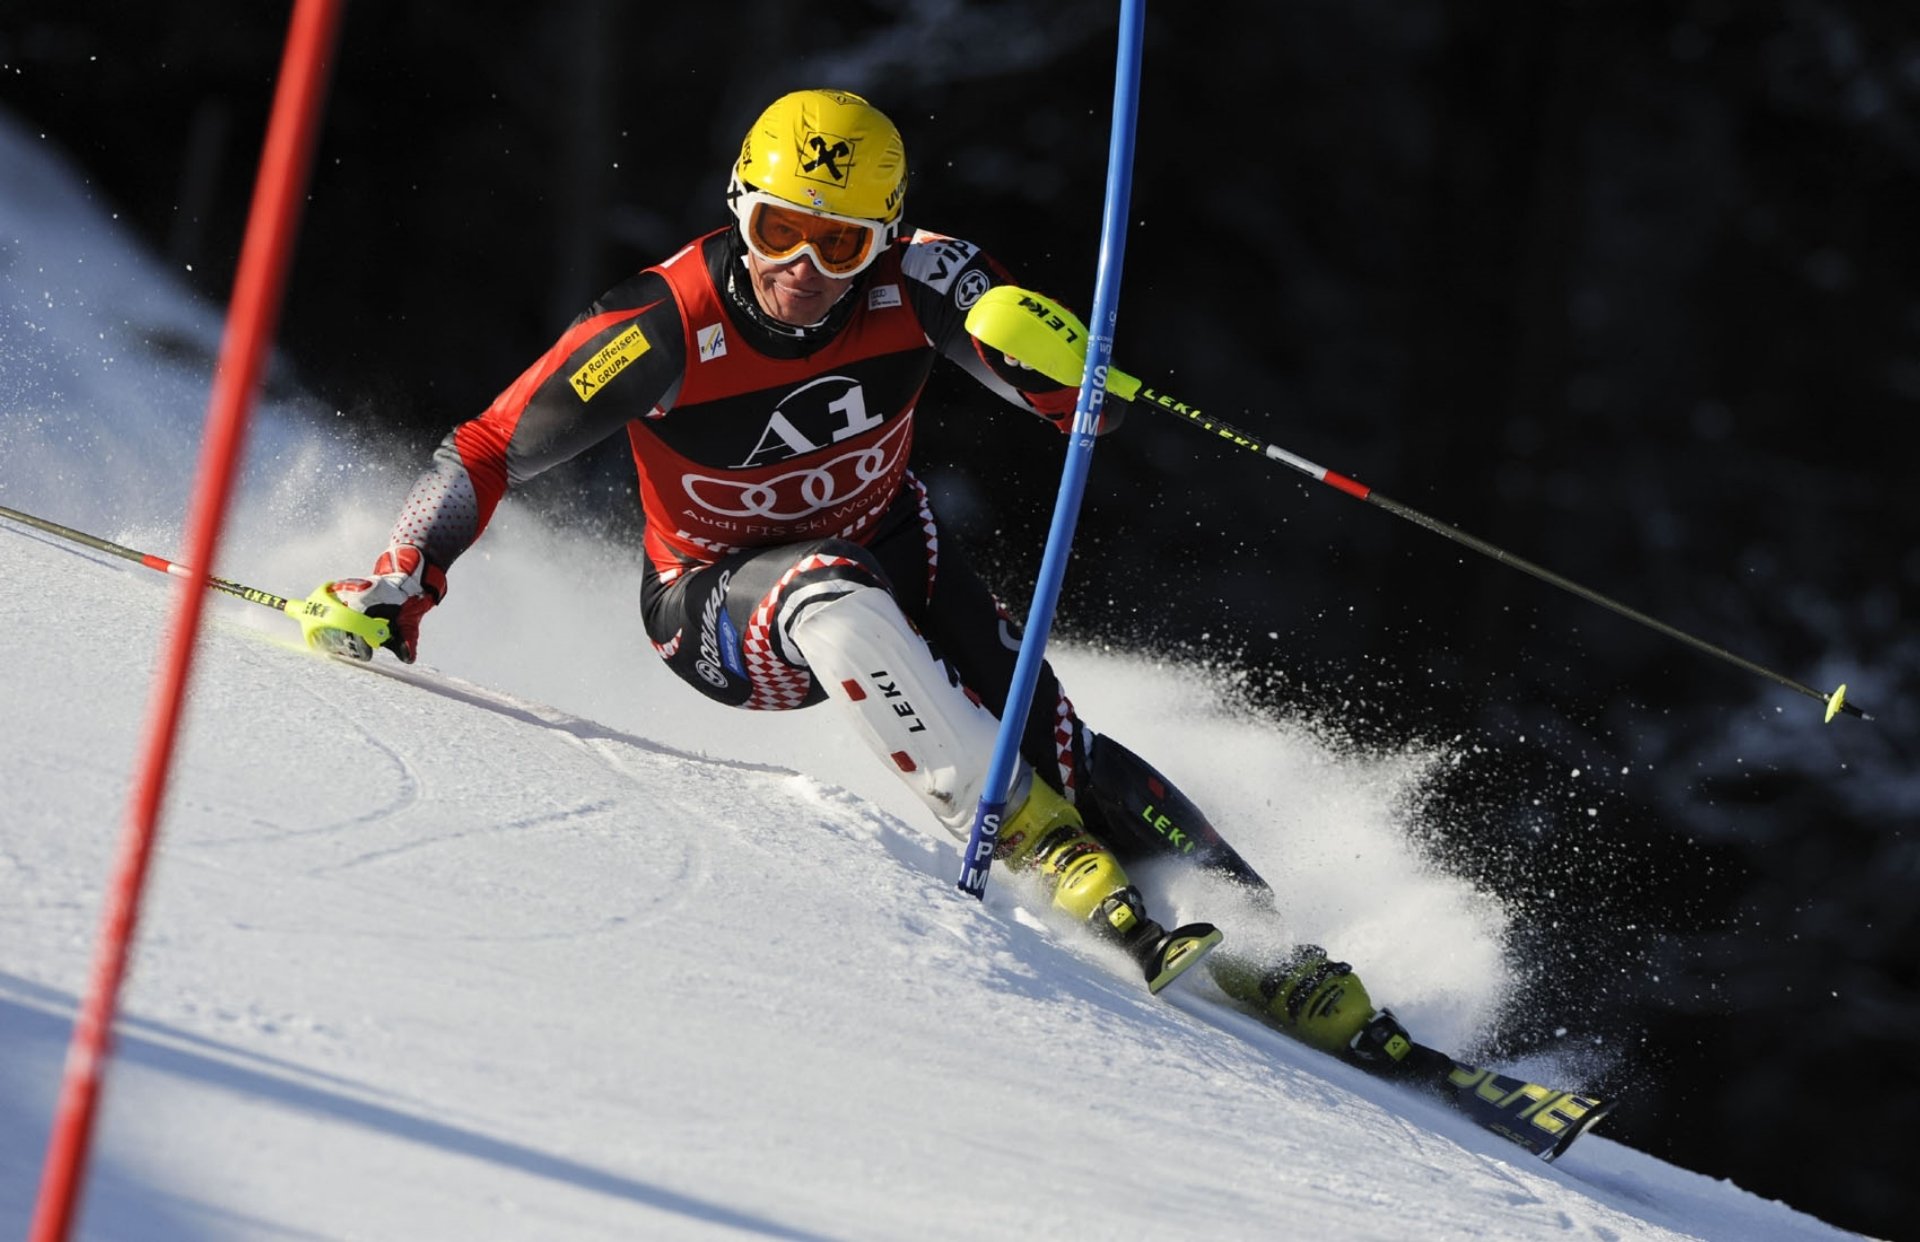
[684,415,910,520]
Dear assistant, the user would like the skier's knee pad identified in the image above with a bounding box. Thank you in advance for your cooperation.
[1000,780,1135,927]
[1210,944,1376,1054]
[788,584,1023,837]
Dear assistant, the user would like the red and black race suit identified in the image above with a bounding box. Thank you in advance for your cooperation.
[387,226,1077,576]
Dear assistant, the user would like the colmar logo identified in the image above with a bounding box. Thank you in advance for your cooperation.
[694,570,736,689]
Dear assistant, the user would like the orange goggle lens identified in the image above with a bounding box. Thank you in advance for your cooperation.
[743,200,883,276]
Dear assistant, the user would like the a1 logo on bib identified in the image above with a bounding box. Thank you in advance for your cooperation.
[735,375,882,468]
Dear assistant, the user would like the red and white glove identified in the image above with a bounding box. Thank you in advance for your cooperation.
[322,544,446,663]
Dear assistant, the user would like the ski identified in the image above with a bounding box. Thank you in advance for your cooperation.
[1430,1056,1614,1161]
[1347,1010,1612,1159]
[1386,1038,1613,1161]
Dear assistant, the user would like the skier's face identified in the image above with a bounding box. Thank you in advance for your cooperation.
[744,248,856,327]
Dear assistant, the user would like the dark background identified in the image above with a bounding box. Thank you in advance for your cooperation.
[5,2,1916,1236]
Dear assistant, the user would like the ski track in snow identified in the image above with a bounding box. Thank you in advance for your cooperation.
[0,107,1875,1241]
[0,492,1872,1242]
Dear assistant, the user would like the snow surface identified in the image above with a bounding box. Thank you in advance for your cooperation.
[0,111,1872,1240]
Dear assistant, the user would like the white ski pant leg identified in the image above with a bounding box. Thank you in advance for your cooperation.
[787,585,1029,839]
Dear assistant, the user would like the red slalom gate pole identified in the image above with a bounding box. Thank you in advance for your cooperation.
[30,3,345,1238]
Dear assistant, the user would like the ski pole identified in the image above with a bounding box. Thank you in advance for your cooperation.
[963,287,1869,724]
[0,503,389,652]
[957,0,1149,899]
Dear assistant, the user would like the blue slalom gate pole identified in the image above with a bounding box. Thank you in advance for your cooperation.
[957,0,1149,898]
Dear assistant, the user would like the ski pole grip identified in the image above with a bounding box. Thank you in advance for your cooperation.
[287,584,391,651]
[965,286,1143,400]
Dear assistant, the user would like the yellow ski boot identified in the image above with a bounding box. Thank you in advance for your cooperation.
[1212,944,1382,1054]
[1000,779,1222,993]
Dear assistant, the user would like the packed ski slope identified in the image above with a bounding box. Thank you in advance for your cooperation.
[0,112,1868,1240]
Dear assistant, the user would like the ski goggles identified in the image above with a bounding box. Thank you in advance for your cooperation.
[735,191,894,278]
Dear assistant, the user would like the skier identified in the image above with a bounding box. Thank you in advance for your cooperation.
[315,88,1483,1097]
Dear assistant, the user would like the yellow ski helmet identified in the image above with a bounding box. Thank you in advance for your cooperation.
[728,89,906,276]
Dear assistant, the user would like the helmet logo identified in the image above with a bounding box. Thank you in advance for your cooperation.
[732,92,903,230]
[799,130,854,185]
